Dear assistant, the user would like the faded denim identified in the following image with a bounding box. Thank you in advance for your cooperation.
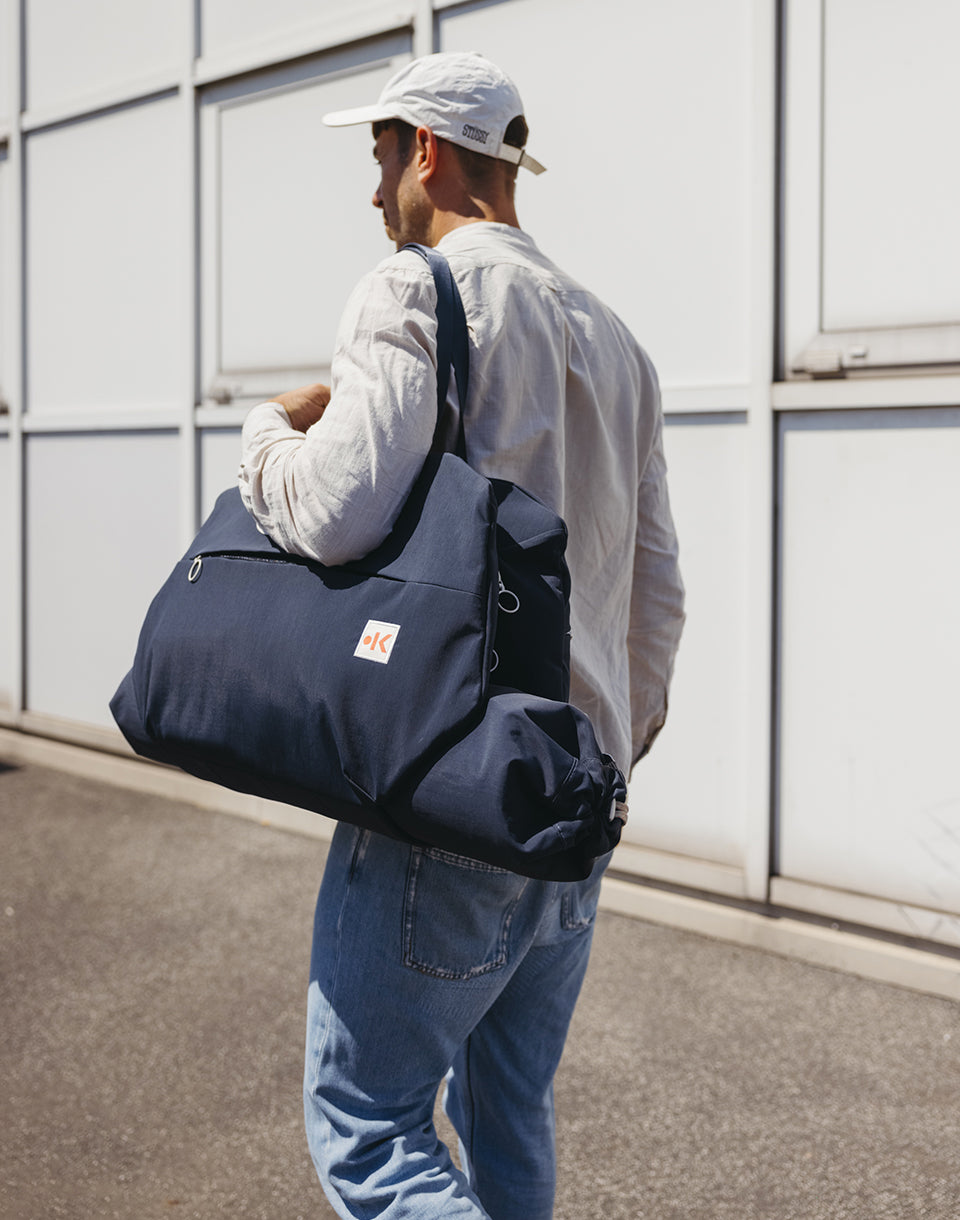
[304,822,606,1219]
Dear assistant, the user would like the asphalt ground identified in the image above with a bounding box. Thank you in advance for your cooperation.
[2,758,959,1220]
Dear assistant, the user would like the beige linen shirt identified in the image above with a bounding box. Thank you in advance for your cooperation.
[239,222,684,774]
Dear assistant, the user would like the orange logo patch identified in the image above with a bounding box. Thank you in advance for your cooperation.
[354,620,401,665]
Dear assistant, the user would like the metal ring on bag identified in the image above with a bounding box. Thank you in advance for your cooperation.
[498,590,520,614]
[188,556,203,583]
[490,649,499,672]
[497,576,520,614]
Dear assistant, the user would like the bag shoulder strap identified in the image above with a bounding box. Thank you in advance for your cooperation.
[400,242,470,460]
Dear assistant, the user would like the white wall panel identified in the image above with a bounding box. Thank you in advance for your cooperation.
[24,0,180,112]
[627,418,751,868]
[0,437,13,709]
[0,0,13,123]
[200,0,398,59]
[199,428,242,520]
[202,45,406,398]
[779,410,960,913]
[822,0,960,331]
[439,0,754,390]
[25,433,181,727]
[26,97,187,414]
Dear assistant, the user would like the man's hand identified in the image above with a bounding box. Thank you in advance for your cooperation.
[271,382,332,432]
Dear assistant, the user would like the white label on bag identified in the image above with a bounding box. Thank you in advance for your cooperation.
[354,620,401,665]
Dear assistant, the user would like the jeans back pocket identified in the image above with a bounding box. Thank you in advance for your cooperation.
[402,847,529,980]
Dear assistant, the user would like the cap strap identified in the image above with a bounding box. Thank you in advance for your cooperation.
[497,143,546,175]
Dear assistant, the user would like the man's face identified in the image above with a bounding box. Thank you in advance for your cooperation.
[372,125,430,248]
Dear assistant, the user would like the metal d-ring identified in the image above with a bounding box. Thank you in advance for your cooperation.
[187,556,203,583]
[490,649,499,672]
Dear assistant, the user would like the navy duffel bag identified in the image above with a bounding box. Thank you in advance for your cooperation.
[110,245,626,880]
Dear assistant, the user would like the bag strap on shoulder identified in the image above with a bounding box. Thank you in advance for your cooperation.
[401,242,470,461]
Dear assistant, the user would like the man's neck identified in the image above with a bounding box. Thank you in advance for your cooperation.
[426,198,520,246]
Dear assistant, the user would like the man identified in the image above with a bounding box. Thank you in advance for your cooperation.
[239,51,684,1220]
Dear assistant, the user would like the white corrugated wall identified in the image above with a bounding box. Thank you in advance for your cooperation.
[1,0,958,948]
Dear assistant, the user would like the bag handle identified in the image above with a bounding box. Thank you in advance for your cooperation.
[401,243,470,461]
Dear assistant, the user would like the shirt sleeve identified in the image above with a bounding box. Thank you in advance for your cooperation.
[628,376,686,772]
[238,257,439,566]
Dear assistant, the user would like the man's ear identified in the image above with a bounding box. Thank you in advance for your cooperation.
[415,126,439,183]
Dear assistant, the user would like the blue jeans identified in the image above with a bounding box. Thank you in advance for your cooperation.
[303,823,607,1219]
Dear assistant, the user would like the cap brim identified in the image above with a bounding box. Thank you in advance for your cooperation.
[322,104,393,128]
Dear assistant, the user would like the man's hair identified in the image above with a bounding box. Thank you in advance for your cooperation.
[372,115,530,192]
[373,118,417,159]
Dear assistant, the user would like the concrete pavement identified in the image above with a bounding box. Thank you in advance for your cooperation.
[2,758,959,1219]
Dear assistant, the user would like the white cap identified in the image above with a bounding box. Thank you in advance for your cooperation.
[323,52,546,175]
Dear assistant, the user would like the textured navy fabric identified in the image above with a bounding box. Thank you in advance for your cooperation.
[115,461,497,804]
[110,249,623,880]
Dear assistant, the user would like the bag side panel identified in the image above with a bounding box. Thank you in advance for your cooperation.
[491,481,571,702]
